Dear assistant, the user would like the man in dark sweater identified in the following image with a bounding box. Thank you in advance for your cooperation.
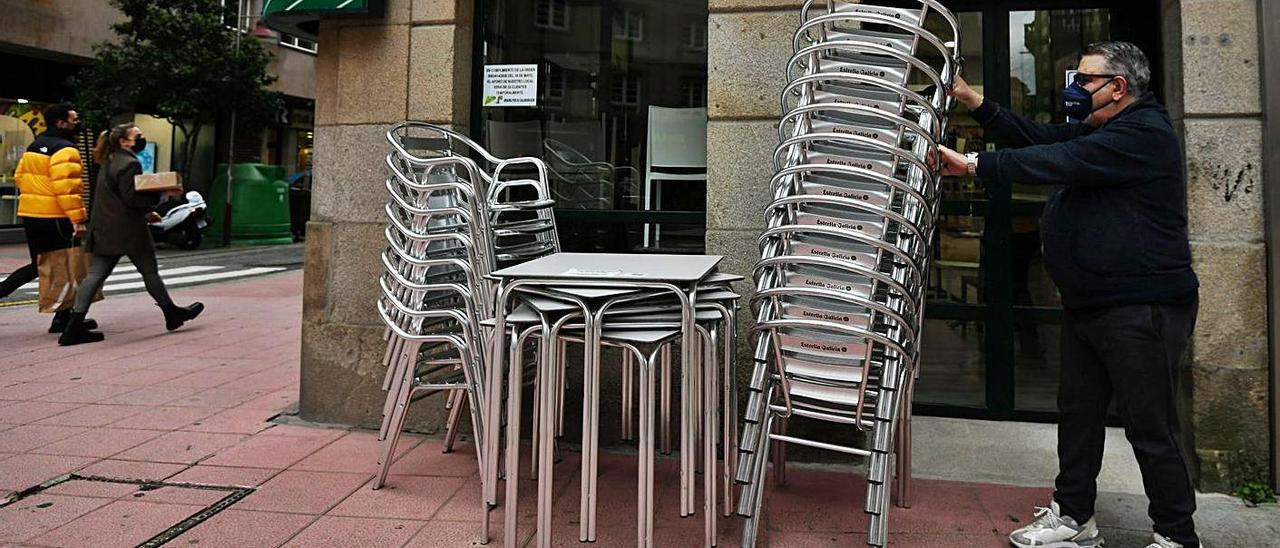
[938,42,1201,548]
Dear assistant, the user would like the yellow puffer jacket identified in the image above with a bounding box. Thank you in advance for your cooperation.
[15,132,87,225]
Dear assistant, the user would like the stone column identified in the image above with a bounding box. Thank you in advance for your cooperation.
[706,0,804,346]
[706,1,862,451]
[1170,0,1269,491]
[301,0,473,431]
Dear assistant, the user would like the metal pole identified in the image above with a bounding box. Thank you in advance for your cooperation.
[223,0,244,247]
[1258,0,1280,490]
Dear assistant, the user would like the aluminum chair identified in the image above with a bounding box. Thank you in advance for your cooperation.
[733,1,960,546]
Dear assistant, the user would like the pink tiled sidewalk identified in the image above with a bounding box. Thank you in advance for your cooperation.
[1,270,1049,547]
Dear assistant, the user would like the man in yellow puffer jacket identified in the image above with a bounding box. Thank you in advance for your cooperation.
[0,104,97,333]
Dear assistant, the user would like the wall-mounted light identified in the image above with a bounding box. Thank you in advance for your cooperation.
[16,98,29,104]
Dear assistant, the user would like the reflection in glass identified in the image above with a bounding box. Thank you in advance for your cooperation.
[916,318,986,408]
[480,0,709,252]
[916,12,985,410]
[921,12,985,307]
[1008,9,1109,412]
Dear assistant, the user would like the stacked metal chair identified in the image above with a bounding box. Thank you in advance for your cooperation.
[734,1,960,546]
[372,122,742,546]
[372,122,559,505]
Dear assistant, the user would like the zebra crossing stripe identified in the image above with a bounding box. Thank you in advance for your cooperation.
[15,265,225,291]
[101,267,286,292]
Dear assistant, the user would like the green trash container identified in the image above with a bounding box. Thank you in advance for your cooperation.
[207,163,294,246]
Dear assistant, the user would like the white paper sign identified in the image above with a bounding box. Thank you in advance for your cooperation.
[483,64,538,107]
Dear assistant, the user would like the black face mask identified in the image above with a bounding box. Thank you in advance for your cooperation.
[131,136,148,153]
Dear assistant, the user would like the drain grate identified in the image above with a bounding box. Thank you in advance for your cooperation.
[0,474,253,547]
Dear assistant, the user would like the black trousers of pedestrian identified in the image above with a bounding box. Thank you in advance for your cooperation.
[1054,298,1199,547]
[0,217,76,298]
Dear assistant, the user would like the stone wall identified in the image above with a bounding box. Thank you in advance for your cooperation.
[1169,0,1270,492]
[0,0,120,60]
[300,0,473,432]
[266,43,319,100]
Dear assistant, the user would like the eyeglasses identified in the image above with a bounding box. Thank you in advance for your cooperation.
[1072,72,1118,87]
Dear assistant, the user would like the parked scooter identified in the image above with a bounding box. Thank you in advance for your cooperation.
[149,190,210,250]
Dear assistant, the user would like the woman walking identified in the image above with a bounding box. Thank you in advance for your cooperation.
[59,123,203,346]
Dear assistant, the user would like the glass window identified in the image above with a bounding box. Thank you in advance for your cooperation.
[280,33,318,53]
[683,22,707,52]
[914,11,986,409]
[612,8,645,42]
[535,0,570,31]
[611,73,642,107]
[480,0,708,253]
[1009,9,1110,413]
[0,112,38,229]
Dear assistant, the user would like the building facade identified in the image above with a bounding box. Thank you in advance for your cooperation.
[276,0,1279,492]
[0,0,317,240]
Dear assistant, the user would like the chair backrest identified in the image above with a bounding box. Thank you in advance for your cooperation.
[645,106,708,170]
[547,120,605,162]
[485,119,543,158]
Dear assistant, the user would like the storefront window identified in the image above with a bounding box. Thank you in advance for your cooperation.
[0,102,43,229]
[478,0,709,253]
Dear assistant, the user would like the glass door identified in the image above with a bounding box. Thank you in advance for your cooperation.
[1007,8,1111,413]
[476,0,710,254]
[914,1,1162,420]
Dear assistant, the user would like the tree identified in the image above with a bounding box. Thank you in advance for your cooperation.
[76,0,281,184]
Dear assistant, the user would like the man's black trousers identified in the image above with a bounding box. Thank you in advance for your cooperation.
[1054,299,1199,547]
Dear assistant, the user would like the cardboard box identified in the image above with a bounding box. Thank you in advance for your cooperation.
[134,171,182,193]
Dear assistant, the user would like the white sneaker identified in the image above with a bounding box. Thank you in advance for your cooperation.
[1145,533,1200,548]
[1009,501,1105,548]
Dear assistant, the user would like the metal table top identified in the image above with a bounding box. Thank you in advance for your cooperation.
[491,252,724,284]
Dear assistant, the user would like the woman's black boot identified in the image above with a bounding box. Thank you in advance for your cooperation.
[57,312,105,346]
[49,309,98,334]
[162,302,205,331]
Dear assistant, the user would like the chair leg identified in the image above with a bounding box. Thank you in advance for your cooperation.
[637,345,658,548]
[374,348,418,490]
[703,328,719,547]
[660,344,673,455]
[503,327,529,548]
[536,326,561,547]
[443,390,466,454]
[622,350,634,441]
[722,308,738,518]
[740,412,773,548]
[894,371,917,509]
[773,418,787,487]
[557,339,568,438]
[579,318,602,542]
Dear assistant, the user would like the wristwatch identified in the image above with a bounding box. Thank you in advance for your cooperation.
[964,152,979,177]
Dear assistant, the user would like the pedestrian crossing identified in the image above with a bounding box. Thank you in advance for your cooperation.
[3,263,288,298]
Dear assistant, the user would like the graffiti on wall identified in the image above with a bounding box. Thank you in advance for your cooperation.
[0,102,47,136]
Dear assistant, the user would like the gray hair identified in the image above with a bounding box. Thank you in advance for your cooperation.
[1083,41,1151,97]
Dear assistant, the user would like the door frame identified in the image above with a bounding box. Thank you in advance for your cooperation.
[1257,0,1280,489]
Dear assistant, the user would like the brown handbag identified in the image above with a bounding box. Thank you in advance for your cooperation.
[36,246,104,313]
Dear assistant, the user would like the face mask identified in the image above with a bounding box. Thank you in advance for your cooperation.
[131,136,148,153]
[1062,77,1117,121]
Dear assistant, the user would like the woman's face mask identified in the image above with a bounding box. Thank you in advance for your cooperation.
[131,135,148,153]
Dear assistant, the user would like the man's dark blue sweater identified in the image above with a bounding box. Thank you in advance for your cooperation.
[972,95,1198,310]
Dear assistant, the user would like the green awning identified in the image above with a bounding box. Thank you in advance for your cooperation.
[262,0,384,40]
